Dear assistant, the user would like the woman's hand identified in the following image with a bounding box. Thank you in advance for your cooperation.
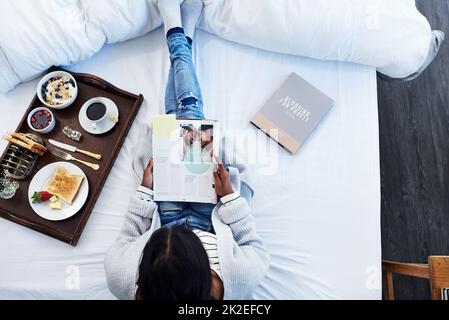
[213,155,234,197]
[141,158,154,189]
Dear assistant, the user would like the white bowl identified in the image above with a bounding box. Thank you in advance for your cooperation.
[27,107,56,134]
[37,71,78,109]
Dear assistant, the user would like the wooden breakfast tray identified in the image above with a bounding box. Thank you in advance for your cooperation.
[0,68,144,246]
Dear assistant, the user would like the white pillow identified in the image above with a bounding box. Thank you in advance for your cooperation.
[0,0,439,93]
[199,0,434,79]
[0,0,161,93]
[79,0,162,44]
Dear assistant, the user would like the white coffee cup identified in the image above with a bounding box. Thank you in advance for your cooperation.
[85,99,108,130]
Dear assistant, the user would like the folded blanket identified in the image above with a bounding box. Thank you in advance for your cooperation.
[0,0,442,93]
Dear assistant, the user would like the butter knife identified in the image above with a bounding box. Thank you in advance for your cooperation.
[49,139,102,160]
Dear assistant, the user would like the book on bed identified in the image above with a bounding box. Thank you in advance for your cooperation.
[152,115,220,204]
[251,72,334,154]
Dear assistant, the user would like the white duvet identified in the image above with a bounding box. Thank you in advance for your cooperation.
[0,0,435,93]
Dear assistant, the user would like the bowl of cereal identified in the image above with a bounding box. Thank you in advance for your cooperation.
[37,71,78,109]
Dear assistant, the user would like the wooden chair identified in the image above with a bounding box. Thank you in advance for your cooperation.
[383,256,449,300]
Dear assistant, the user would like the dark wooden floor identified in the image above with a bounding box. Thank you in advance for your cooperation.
[378,0,449,299]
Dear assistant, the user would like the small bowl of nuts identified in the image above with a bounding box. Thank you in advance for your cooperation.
[37,71,78,109]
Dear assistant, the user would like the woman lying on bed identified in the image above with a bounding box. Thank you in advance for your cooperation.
[104,0,270,300]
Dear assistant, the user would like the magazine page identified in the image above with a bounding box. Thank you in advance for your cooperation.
[152,115,219,204]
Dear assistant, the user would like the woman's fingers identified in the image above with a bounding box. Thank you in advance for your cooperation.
[213,153,226,173]
[146,158,154,174]
[213,169,222,189]
[213,169,220,181]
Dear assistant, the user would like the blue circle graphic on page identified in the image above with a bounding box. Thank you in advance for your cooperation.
[183,145,212,174]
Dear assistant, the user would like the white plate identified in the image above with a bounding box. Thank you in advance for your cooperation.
[79,97,119,135]
[28,162,89,221]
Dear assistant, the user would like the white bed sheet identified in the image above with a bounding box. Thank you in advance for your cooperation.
[0,28,381,300]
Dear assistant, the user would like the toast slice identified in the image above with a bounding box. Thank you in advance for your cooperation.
[2,135,45,156]
[9,133,47,152]
[46,167,84,204]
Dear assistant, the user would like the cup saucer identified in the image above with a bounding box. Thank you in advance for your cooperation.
[79,97,119,135]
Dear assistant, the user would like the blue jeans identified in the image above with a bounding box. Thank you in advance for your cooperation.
[160,28,213,232]
[164,27,205,120]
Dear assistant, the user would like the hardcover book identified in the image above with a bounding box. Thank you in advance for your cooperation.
[251,72,334,154]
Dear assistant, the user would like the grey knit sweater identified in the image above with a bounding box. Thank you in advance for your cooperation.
[104,126,270,300]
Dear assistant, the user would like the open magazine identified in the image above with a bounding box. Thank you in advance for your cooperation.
[152,115,219,204]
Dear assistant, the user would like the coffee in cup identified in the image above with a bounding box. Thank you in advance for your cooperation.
[86,102,107,130]
[87,102,107,121]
